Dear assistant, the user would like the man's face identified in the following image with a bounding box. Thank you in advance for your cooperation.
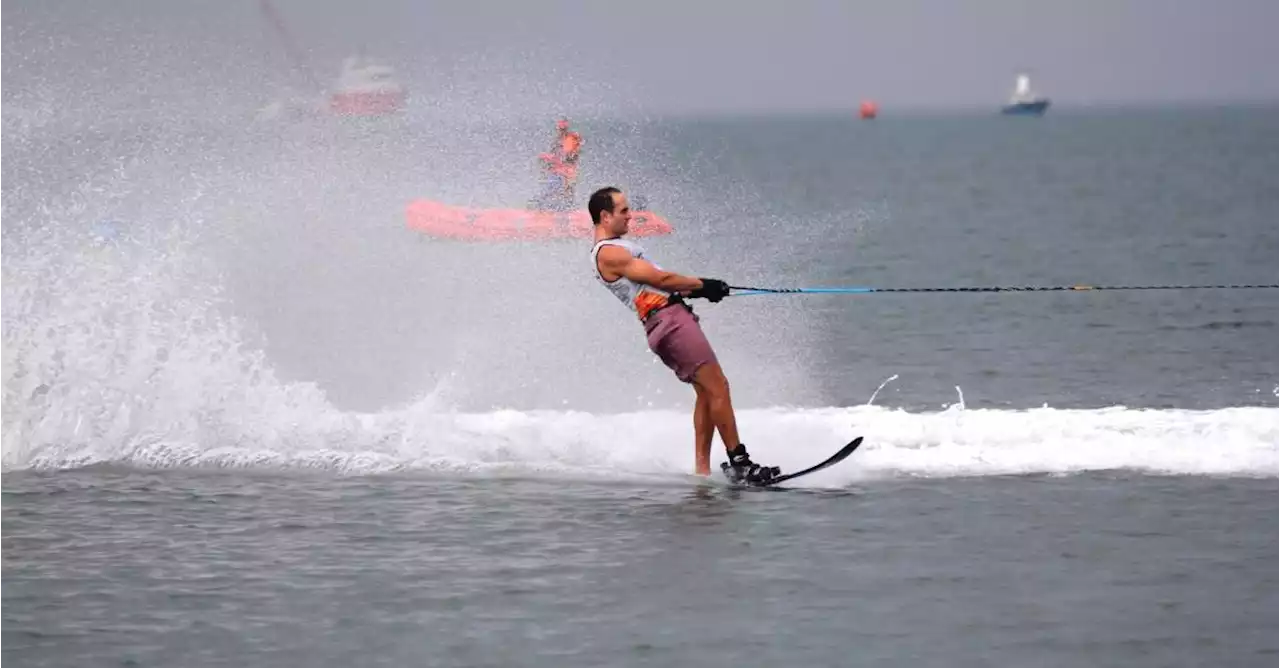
[604,192,632,233]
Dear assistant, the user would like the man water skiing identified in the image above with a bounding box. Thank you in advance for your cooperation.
[588,186,779,484]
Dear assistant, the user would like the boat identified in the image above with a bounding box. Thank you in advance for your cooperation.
[405,199,674,241]
[256,1,405,120]
[253,55,406,122]
[1001,73,1050,115]
[329,54,405,116]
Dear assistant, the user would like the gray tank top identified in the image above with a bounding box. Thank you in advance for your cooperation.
[590,238,672,322]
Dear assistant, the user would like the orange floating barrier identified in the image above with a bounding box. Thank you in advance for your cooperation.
[405,199,674,241]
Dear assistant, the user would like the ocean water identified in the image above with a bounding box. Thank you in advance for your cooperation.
[3,104,1277,666]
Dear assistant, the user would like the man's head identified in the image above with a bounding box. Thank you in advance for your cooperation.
[557,118,570,134]
[589,186,630,234]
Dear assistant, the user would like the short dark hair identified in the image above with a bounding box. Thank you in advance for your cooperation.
[588,187,622,224]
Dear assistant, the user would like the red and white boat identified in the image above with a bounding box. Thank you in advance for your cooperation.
[329,55,405,116]
[257,1,404,119]
[406,199,674,241]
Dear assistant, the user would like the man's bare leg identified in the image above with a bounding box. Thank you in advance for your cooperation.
[692,386,713,475]
[691,362,741,472]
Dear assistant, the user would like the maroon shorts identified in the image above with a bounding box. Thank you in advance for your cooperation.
[643,304,718,384]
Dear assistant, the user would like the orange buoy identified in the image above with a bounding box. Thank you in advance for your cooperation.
[859,100,878,119]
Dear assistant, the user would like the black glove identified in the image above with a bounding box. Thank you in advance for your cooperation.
[689,278,730,303]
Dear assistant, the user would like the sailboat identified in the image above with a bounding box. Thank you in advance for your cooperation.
[255,0,405,121]
[1001,73,1050,116]
[328,53,405,116]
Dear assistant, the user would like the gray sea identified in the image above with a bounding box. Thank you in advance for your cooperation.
[3,50,1277,667]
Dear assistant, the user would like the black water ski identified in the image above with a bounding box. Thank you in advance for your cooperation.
[727,437,864,488]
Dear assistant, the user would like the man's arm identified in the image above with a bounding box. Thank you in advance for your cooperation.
[597,245,703,293]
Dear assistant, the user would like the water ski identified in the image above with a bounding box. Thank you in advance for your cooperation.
[720,437,863,488]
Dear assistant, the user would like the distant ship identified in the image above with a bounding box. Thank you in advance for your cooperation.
[254,0,405,121]
[328,54,406,117]
[1001,73,1050,116]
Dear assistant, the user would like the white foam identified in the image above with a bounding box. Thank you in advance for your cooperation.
[8,400,1278,483]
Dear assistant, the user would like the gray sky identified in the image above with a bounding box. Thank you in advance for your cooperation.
[5,0,1277,117]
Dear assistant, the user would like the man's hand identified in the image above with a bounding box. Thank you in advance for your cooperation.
[689,278,730,303]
